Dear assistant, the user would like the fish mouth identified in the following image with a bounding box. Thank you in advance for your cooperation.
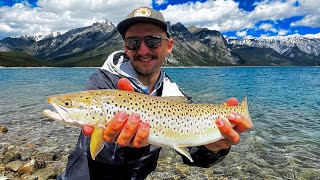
[43,109,63,121]
[43,103,83,127]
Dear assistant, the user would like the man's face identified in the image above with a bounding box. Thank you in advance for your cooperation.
[124,23,173,77]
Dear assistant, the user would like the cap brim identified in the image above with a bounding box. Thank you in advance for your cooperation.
[117,17,168,38]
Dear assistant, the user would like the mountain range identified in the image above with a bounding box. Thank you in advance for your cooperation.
[0,20,319,67]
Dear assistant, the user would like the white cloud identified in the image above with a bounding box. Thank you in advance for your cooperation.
[249,0,300,21]
[277,29,289,36]
[258,23,277,32]
[257,23,288,36]
[0,0,319,38]
[298,0,320,14]
[253,0,320,28]
[291,14,320,28]
[161,0,254,32]
[258,23,272,30]
[0,23,14,32]
[0,0,152,37]
[236,30,247,37]
[292,0,320,28]
[155,0,168,6]
[161,0,318,33]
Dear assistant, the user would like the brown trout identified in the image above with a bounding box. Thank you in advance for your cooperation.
[43,89,251,161]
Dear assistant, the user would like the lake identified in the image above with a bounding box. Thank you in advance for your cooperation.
[0,67,319,179]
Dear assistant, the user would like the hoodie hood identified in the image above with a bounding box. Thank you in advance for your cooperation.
[101,51,184,97]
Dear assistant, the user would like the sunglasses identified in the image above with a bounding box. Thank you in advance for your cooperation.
[124,35,170,50]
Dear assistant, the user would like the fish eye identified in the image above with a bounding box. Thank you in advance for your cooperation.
[63,99,72,107]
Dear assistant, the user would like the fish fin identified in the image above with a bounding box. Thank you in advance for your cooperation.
[174,147,194,162]
[163,96,189,103]
[240,96,248,107]
[240,96,252,121]
[90,125,105,160]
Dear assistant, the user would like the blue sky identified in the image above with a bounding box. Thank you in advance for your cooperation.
[0,0,319,39]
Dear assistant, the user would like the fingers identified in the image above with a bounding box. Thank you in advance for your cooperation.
[216,117,240,144]
[206,113,253,153]
[82,125,94,137]
[103,112,150,148]
[226,113,253,133]
[103,112,128,142]
[205,117,237,152]
[225,97,238,106]
[116,113,140,146]
[205,139,231,152]
[118,78,134,91]
[132,122,150,148]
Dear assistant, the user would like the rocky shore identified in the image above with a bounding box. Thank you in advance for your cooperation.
[3,121,318,180]
[0,124,225,180]
[0,125,69,180]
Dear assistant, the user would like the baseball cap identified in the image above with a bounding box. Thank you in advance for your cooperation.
[117,7,170,38]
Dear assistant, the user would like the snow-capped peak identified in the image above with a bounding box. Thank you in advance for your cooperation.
[92,19,113,27]
[226,34,320,56]
[33,32,61,41]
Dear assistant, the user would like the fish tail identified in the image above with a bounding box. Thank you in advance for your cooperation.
[90,125,105,160]
[240,96,251,121]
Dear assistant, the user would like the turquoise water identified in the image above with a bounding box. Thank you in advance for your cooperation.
[0,67,319,179]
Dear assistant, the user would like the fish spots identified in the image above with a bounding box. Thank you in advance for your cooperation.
[153,130,158,136]
[50,90,248,146]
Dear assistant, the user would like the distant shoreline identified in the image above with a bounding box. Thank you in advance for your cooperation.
[1,66,319,69]
[0,66,99,68]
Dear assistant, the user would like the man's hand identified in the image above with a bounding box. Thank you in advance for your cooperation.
[81,78,150,148]
[82,125,94,137]
[204,97,253,152]
[103,111,149,148]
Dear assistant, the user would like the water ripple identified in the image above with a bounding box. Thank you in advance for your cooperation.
[1,67,320,179]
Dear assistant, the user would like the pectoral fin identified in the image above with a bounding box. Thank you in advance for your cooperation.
[90,125,105,160]
[174,147,194,162]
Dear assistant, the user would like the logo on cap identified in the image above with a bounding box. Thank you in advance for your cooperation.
[133,7,152,17]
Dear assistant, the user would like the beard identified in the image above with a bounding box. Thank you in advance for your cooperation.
[131,60,162,76]
[131,53,163,76]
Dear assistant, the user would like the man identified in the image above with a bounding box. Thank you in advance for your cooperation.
[58,6,253,180]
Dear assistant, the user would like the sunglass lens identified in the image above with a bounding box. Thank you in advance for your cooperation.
[144,36,162,49]
[125,37,141,50]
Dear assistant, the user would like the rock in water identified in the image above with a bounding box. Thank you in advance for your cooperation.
[0,125,8,133]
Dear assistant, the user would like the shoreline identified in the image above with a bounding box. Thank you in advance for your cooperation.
[1,65,320,69]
